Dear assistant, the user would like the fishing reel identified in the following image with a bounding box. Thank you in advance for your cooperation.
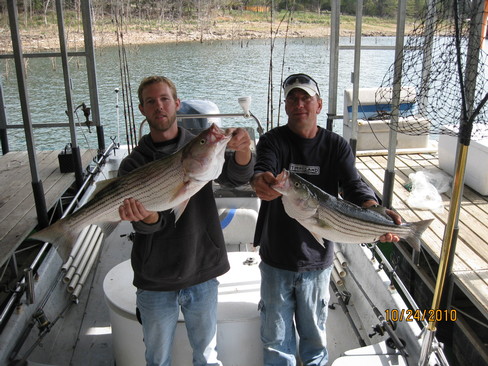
[329,289,351,309]
[32,309,51,334]
[369,318,397,338]
[74,102,93,132]
[120,231,135,243]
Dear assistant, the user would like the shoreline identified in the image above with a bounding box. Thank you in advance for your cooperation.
[0,20,399,53]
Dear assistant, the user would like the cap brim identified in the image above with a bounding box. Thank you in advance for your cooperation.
[284,85,317,98]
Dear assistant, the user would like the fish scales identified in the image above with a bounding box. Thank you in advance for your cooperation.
[29,124,232,260]
[68,154,184,224]
[273,169,432,251]
[317,203,402,238]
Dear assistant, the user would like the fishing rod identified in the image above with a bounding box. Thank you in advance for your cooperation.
[347,264,410,366]
[9,301,74,365]
[329,281,367,347]
[5,143,117,363]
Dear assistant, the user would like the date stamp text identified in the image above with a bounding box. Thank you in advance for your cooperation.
[385,309,457,322]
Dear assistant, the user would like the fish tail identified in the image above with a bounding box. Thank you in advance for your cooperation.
[29,218,82,260]
[405,219,434,252]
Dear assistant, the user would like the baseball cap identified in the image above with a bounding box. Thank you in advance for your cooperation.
[283,73,320,98]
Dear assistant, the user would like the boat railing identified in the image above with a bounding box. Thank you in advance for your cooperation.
[367,243,450,365]
[0,142,118,333]
[179,111,264,136]
[138,97,264,141]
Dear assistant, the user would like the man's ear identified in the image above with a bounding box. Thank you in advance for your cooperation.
[316,97,323,114]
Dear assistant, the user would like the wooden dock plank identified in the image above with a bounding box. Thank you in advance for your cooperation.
[0,151,60,223]
[356,152,488,319]
[395,154,488,270]
[454,270,488,315]
[0,150,97,268]
[0,151,50,210]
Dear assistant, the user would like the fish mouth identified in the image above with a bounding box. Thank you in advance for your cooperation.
[208,124,232,161]
[208,123,233,144]
[271,169,290,193]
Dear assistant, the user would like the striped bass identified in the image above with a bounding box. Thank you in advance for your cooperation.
[271,169,432,251]
[29,123,232,259]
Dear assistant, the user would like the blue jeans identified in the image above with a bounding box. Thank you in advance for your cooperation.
[136,279,222,366]
[259,262,332,366]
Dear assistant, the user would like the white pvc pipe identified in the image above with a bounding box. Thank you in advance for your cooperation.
[333,258,347,278]
[71,233,103,301]
[331,267,343,286]
[334,249,348,267]
[68,229,101,292]
[61,225,93,272]
[64,225,101,283]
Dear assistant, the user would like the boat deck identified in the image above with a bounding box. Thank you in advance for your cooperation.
[0,149,98,269]
[356,151,488,360]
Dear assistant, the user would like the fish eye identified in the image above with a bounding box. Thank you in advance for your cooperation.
[200,138,206,144]
[294,182,300,188]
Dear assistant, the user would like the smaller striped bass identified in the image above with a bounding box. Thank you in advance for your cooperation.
[271,169,432,251]
[29,124,232,260]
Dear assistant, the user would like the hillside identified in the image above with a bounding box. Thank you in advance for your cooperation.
[0,12,402,53]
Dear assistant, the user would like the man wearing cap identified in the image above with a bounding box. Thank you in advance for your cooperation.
[251,73,401,365]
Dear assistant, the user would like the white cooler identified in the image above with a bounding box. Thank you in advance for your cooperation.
[438,126,488,196]
[103,252,263,366]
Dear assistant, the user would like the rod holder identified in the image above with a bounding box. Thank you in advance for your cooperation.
[24,268,35,305]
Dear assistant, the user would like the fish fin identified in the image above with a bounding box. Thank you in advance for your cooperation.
[172,200,190,223]
[29,219,82,261]
[367,205,392,219]
[404,218,434,252]
[96,221,121,241]
[85,177,119,202]
[171,181,190,201]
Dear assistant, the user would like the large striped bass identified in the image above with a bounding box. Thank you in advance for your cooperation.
[29,123,232,259]
[271,169,432,251]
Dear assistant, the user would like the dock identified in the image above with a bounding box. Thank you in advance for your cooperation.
[356,151,488,362]
[0,149,97,269]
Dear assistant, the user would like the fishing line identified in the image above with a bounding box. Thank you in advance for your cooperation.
[277,7,293,127]
[115,8,136,153]
[267,2,292,130]
[266,3,274,132]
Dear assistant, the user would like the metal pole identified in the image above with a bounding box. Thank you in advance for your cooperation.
[0,79,9,154]
[418,0,436,117]
[327,0,340,131]
[7,0,48,228]
[81,0,105,153]
[382,0,407,209]
[349,0,363,157]
[56,0,84,188]
[419,1,485,364]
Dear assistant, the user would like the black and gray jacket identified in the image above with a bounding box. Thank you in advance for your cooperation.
[253,125,377,272]
[119,127,255,291]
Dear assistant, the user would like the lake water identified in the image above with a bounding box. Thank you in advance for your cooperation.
[0,37,397,151]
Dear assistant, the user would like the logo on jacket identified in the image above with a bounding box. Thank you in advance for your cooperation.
[289,163,320,175]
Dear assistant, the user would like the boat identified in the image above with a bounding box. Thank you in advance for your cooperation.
[1,1,487,365]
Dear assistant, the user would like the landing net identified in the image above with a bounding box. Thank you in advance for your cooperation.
[376,0,488,141]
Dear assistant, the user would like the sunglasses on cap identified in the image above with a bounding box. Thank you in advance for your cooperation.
[282,73,320,97]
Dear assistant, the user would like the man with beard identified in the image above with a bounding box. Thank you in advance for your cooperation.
[118,76,254,366]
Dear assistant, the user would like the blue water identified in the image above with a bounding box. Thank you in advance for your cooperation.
[0,37,397,151]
